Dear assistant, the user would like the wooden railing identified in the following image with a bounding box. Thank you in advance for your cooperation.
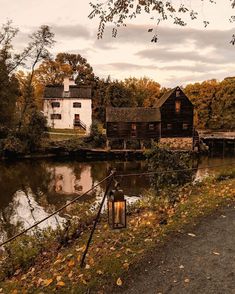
[74,119,86,130]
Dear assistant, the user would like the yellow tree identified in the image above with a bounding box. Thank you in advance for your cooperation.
[124,77,161,107]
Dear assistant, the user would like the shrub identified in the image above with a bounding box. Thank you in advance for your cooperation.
[85,120,106,148]
[145,144,193,190]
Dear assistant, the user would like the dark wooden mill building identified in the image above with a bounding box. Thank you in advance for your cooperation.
[106,107,161,149]
[155,86,194,138]
[106,86,194,149]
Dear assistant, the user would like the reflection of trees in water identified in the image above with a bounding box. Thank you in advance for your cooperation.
[0,161,53,240]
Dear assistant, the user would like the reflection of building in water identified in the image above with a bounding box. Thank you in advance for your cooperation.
[48,165,93,195]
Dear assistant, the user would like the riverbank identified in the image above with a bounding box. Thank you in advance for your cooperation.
[1,137,196,161]
[0,170,234,293]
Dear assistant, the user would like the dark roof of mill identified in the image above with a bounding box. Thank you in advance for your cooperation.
[155,86,193,108]
[155,87,178,108]
[43,85,92,99]
[106,107,161,122]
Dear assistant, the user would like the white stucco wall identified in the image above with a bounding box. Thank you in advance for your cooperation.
[43,98,92,135]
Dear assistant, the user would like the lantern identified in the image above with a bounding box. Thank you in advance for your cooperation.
[108,189,126,229]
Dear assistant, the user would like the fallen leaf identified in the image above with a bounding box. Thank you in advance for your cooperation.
[123,263,129,269]
[68,259,75,267]
[116,277,123,286]
[37,278,44,287]
[85,264,91,269]
[57,281,65,287]
[97,270,103,275]
[66,254,73,259]
[11,290,18,294]
[184,278,190,283]
[56,276,62,282]
[212,251,220,256]
[81,277,87,285]
[179,265,184,269]
[44,278,53,287]
[54,259,62,265]
[187,233,196,237]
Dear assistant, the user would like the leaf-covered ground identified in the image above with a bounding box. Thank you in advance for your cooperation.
[0,175,235,294]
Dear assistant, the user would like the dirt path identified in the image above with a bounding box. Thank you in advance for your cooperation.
[117,205,235,294]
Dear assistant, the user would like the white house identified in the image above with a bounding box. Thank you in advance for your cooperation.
[43,77,92,135]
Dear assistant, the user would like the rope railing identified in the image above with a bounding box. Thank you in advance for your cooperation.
[1,162,235,248]
[115,162,235,178]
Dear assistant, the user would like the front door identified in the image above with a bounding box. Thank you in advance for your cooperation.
[75,114,80,121]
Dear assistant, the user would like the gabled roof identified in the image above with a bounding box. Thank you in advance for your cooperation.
[106,107,161,123]
[155,86,194,108]
[155,87,178,107]
[43,85,92,99]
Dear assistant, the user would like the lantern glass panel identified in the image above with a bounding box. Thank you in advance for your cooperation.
[113,200,126,228]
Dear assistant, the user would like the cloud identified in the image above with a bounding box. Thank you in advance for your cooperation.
[52,24,90,39]
[96,62,158,71]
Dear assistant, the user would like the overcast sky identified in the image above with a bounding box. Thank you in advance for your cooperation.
[1,0,235,87]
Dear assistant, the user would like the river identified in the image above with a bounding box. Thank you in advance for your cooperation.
[0,155,235,243]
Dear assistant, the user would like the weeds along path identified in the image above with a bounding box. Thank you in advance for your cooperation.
[118,205,235,294]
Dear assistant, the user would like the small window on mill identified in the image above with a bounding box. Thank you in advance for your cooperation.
[175,100,181,114]
[183,123,189,130]
[149,123,154,130]
[112,123,118,131]
[167,123,172,130]
[176,90,180,97]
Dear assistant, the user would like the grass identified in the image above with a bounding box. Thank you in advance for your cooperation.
[0,172,235,293]
[47,128,86,141]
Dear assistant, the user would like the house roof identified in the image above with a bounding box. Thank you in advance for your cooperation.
[106,107,161,122]
[155,87,178,107]
[43,85,92,99]
[155,86,194,108]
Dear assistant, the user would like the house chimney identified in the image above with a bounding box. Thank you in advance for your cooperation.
[63,77,76,92]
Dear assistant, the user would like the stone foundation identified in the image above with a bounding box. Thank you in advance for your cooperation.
[159,137,193,151]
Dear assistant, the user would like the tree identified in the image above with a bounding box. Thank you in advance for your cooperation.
[92,77,111,123]
[124,77,161,107]
[17,25,55,132]
[0,21,20,134]
[35,53,96,86]
[0,21,55,154]
[89,1,235,43]
[105,80,135,107]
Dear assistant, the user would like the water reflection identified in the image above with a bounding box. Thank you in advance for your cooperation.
[0,156,234,242]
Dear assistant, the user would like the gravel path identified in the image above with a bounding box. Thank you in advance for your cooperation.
[117,206,235,294]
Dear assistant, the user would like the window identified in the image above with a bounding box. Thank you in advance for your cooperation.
[51,114,61,120]
[175,100,181,114]
[51,102,60,108]
[73,102,81,108]
[183,123,189,130]
[149,123,155,130]
[112,123,118,131]
[131,123,137,137]
[167,123,172,130]
[176,90,181,97]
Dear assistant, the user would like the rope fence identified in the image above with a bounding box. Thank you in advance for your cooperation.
[1,161,235,248]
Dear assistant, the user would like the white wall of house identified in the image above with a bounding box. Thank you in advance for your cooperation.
[43,98,92,135]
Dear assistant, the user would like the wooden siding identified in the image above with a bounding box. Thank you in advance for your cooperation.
[107,122,161,139]
[160,88,194,138]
